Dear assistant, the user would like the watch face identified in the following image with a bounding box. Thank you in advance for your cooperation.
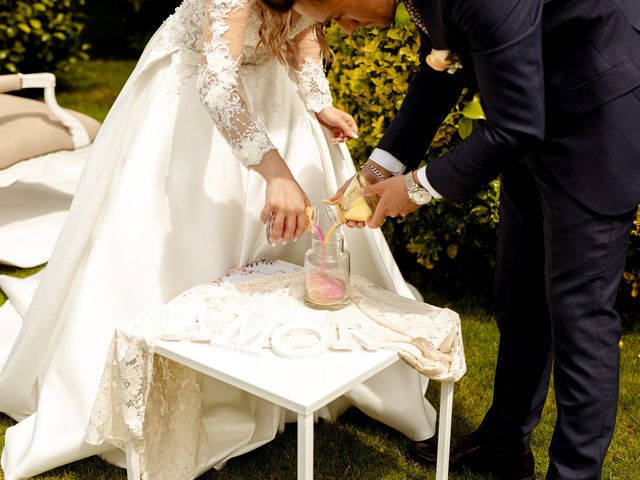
[410,187,431,205]
[405,174,431,205]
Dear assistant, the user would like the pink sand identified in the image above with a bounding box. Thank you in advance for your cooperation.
[306,272,347,303]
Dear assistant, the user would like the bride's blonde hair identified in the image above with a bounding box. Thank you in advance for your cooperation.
[256,2,328,66]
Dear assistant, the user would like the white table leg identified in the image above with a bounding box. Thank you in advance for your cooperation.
[436,382,454,480]
[125,443,141,480]
[297,412,314,480]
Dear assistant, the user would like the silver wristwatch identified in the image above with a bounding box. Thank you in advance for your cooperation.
[405,172,432,205]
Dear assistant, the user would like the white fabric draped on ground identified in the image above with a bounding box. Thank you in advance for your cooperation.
[0,4,439,480]
[0,149,88,268]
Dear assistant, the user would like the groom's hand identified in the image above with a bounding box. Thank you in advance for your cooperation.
[330,174,366,228]
[362,176,420,228]
[330,160,392,228]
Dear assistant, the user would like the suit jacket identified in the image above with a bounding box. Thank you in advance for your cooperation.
[378,0,640,215]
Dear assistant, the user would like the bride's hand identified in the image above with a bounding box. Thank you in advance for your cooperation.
[315,107,358,144]
[262,177,311,245]
[252,150,311,244]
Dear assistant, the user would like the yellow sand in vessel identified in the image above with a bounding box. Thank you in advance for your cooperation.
[342,194,374,222]
[322,172,378,244]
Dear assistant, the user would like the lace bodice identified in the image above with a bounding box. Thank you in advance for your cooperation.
[157,0,333,166]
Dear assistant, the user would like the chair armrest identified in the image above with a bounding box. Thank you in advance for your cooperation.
[0,73,90,149]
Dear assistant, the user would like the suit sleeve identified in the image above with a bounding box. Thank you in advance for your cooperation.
[376,31,462,171]
[382,0,546,203]
[427,0,545,202]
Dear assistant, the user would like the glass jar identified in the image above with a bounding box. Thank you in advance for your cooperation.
[304,233,350,310]
[325,171,378,225]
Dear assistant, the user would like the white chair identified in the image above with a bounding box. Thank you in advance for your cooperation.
[0,72,100,186]
[0,73,101,267]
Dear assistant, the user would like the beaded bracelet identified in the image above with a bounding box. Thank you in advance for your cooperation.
[362,162,387,181]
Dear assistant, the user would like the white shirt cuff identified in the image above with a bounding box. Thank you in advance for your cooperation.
[417,167,442,199]
[369,149,406,175]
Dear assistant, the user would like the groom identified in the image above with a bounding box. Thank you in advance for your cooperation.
[262,0,640,479]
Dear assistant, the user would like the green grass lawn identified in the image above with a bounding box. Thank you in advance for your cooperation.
[56,59,139,123]
[1,60,639,479]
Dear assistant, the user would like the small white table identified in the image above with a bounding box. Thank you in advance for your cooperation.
[124,340,454,480]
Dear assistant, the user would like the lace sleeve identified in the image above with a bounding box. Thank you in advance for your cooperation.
[197,0,276,166]
[290,24,333,113]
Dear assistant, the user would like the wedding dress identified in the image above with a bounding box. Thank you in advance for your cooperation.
[0,1,437,478]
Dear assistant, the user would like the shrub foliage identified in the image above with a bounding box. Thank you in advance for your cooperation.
[622,216,640,300]
[0,0,89,73]
[326,5,639,307]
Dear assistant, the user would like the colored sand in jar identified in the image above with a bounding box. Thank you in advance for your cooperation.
[305,272,347,304]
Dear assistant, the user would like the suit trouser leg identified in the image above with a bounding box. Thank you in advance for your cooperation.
[478,158,553,456]
[533,167,635,480]
[478,158,635,479]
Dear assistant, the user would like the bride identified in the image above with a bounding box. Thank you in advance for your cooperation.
[0,0,436,478]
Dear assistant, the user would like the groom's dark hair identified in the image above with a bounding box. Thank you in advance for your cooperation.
[259,0,295,13]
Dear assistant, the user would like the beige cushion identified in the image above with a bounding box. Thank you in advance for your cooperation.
[0,75,21,94]
[0,93,101,170]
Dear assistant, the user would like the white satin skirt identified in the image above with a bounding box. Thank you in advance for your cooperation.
[0,34,435,480]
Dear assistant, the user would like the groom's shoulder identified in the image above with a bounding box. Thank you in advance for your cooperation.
[442,0,540,38]
[612,0,640,29]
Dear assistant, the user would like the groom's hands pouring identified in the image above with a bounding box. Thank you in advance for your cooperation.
[331,160,420,229]
[361,175,420,228]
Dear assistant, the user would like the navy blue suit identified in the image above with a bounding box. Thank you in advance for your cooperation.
[377,1,640,478]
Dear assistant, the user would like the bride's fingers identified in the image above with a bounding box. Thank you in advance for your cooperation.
[327,117,350,138]
[282,215,297,244]
[271,213,285,244]
[293,211,308,240]
[339,121,357,138]
[335,113,358,138]
[261,206,270,224]
[332,132,346,144]
[343,113,358,137]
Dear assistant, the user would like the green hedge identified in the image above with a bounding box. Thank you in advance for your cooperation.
[326,5,640,308]
[0,0,89,74]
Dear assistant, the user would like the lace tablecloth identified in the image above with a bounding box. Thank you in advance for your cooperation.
[87,260,465,479]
